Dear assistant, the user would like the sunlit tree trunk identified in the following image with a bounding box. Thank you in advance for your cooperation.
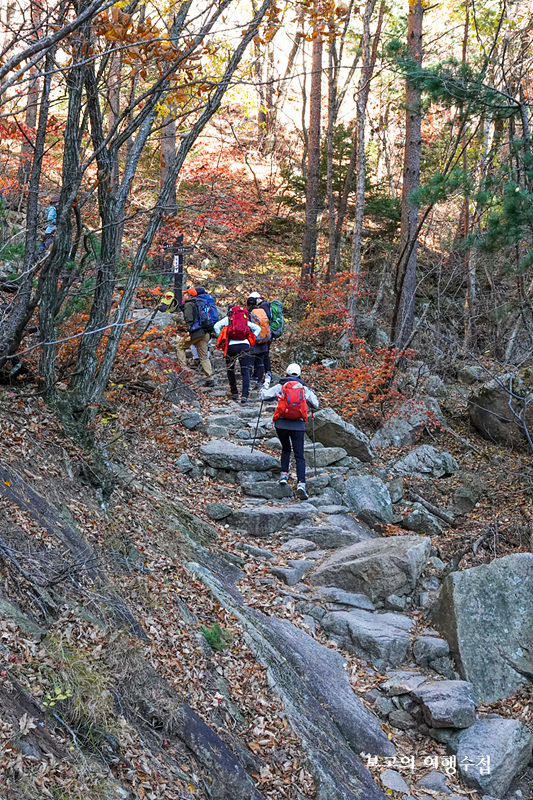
[161,112,177,215]
[301,18,322,283]
[391,0,423,349]
[348,0,384,316]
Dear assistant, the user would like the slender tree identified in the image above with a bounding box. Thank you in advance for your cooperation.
[301,10,323,283]
[391,0,424,349]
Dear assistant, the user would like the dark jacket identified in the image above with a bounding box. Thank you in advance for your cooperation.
[258,299,272,321]
[182,287,207,340]
[261,376,319,431]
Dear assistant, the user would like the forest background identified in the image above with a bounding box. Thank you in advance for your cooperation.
[1,0,533,436]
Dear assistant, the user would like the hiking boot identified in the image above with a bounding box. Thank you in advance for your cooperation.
[296,482,308,501]
[263,373,271,389]
[240,396,248,404]
[279,472,289,485]
[204,379,215,387]
[228,392,239,401]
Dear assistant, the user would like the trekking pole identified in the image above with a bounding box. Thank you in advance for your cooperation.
[251,400,263,453]
[312,410,317,477]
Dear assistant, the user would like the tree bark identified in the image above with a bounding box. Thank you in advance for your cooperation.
[160,112,177,215]
[301,18,322,284]
[348,0,383,316]
[391,0,423,349]
[0,48,54,374]
[16,67,40,189]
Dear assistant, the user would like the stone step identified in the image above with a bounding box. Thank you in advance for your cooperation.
[229,503,316,537]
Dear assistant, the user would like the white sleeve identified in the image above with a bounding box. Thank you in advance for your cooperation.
[248,320,261,336]
[214,316,228,336]
[261,383,282,401]
[305,387,319,409]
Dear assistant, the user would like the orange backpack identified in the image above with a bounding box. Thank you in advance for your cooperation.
[273,381,308,422]
[250,308,271,344]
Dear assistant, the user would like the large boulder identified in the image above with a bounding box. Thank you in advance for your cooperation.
[410,680,476,728]
[444,718,533,797]
[306,408,374,462]
[344,475,394,527]
[131,308,178,331]
[200,440,278,472]
[310,535,431,603]
[432,553,533,703]
[468,371,533,448]
[391,445,458,478]
[371,401,434,449]
[320,608,413,668]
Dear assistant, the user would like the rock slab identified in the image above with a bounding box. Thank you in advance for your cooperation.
[344,475,394,527]
[432,553,533,702]
[320,608,413,668]
[410,680,476,729]
[229,504,315,537]
[311,535,431,603]
[392,445,458,478]
[200,440,278,472]
[449,717,533,797]
[307,407,374,462]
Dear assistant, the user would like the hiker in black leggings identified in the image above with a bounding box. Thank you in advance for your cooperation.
[261,363,319,500]
[214,310,261,403]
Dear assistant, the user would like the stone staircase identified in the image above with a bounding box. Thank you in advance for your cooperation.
[171,371,532,800]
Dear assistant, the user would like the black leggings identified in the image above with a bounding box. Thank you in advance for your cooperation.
[226,344,253,397]
[277,427,306,483]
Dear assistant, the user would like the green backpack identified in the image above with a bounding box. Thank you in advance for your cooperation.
[270,299,285,338]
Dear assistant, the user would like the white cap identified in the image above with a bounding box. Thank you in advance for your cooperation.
[286,363,301,377]
[249,291,261,299]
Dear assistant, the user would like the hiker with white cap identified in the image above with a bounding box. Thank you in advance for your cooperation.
[260,363,319,500]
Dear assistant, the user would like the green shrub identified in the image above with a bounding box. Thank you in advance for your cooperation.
[200,621,232,652]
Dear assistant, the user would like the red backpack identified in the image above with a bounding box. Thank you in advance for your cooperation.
[227,306,250,340]
[273,381,308,422]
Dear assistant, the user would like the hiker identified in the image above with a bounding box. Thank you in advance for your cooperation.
[45,195,58,237]
[176,286,216,386]
[260,363,319,500]
[247,293,271,388]
[214,304,261,403]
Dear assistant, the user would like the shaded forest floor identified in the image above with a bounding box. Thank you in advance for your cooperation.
[0,316,532,798]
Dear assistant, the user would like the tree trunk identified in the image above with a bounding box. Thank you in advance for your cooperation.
[39,46,87,399]
[160,112,177,215]
[391,0,423,349]
[325,41,337,281]
[348,0,383,315]
[108,50,121,191]
[461,2,475,349]
[0,49,54,374]
[301,19,322,284]
[16,67,40,189]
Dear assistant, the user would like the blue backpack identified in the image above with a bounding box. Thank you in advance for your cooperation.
[190,293,219,333]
